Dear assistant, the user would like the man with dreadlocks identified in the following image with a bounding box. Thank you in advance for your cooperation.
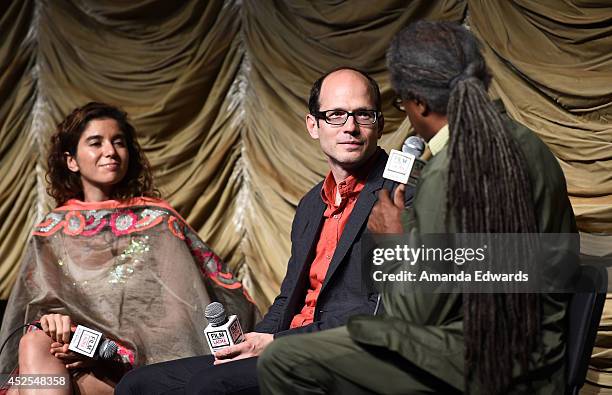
[257,21,578,394]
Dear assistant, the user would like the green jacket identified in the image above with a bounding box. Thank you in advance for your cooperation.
[348,103,578,393]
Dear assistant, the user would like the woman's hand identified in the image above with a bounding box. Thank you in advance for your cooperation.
[39,313,72,343]
[50,342,96,370]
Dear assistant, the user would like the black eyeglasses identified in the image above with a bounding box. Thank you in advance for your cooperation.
[313,109,380,126]
[393,96,405,112]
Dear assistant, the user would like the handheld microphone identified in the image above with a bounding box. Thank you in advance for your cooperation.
[401,136,426,187]
[383,135,425,187]
[383,135,426,209]
[34,322,118,360]
[203,302,245,353]
[402,135,425,157]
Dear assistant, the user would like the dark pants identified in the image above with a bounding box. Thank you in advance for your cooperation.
[115,355,260,395]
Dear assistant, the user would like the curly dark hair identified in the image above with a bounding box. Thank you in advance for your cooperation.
[46,102,159,206]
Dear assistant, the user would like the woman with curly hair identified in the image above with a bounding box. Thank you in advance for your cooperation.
[0,102,258,394]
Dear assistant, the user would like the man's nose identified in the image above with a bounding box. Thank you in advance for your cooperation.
[341,114,360,134]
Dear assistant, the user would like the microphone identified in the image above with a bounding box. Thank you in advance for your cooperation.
[203,302,245,353]
[402,135,425,157]
[401,136,426,187]
[383,135,426,187]
[34,322,118,360]
[383,136,425,185]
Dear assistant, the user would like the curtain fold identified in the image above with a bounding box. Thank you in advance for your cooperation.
[1,1,608,314]
[467,0,612,234]
[0,0,37,298]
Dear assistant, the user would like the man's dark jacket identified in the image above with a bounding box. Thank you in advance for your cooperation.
[255,150,408,337]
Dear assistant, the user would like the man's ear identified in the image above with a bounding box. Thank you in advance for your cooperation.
[66,152,79,173]
[416,99,429,117]
[306,114,319,139]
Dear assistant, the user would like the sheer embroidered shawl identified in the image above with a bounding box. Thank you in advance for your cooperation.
[0,197,259,373]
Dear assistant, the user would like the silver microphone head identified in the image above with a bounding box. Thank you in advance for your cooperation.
[205,302,227,326]
[402,135,425,158]
[98,339,118,360]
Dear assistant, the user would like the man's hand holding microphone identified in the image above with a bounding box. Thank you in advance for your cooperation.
[369,135,425,233]
[203,302,273,365]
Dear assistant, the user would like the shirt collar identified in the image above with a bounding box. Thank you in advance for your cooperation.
[321,172,362,208]
[428,124,449,156]
[320,149,380,208]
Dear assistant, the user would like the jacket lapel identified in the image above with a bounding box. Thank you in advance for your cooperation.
[280,195,326,329]
[319,152,387,294]
[297,199,326,266]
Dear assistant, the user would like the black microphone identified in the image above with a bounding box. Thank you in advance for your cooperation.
[203,302,245,352]
[34,322,118,360]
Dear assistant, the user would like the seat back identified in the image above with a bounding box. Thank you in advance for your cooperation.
[566,262,608,395]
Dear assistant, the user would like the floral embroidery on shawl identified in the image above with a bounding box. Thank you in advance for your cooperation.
[110,211,139,235]
[64,211,85,236]
[185,232,242,289]
[31,198,242,290]
[168,216,185,240]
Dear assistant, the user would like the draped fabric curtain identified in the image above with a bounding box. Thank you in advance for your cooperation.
[0,0,466,305]
[1,1,611,391]
[0,0,610,307]
[468,0,612,237]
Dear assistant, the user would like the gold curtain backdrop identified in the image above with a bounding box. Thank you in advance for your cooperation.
[0,0,611,331]
[1,0,611,391]
[0,0,467,305]
[468,0,612,235]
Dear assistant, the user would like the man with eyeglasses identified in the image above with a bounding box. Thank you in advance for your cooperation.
[257,21,577,395]
[116,67,411,394]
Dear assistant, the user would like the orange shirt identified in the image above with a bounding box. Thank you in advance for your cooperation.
[289,171,366,328]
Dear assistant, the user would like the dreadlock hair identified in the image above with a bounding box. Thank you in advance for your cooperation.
[388,21,540,394]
